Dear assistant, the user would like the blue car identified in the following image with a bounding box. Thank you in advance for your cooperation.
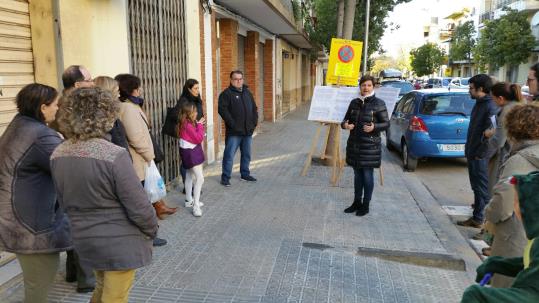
[386,88,475,171]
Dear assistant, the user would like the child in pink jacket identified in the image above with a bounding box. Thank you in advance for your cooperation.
[178,102,205,217]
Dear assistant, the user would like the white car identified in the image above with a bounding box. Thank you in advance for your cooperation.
[448,77,470,89]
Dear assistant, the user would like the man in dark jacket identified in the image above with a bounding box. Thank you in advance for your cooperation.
[458,74,499,228]
[218,70,258,186]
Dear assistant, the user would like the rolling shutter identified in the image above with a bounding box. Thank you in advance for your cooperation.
[0,0,34,135]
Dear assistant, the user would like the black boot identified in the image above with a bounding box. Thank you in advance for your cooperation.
[344,200,361,213]
[356,200,370,216]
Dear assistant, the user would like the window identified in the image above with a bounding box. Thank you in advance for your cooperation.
[419,94,474,116]
[401,94,416,114]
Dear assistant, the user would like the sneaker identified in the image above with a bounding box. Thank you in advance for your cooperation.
[185,200,203,207]
[193,206,202,217]
[152,237,167,247]
[240,175,257,182]
[220,179,231,187]
[457,217,483,228]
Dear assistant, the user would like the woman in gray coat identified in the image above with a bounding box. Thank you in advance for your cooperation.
[0,83,71,303]
[51,87,158,302]
[485,104,539,288]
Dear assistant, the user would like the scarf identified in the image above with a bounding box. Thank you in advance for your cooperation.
[127,95,144,107]
[358,91,375,102]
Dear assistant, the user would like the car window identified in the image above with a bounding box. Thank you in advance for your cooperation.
[419,94,475,116]
[381,81,414,94]
[443,78,452,86]
[401,94,416,114]
[461,78,469,85]
[395,93,413,113]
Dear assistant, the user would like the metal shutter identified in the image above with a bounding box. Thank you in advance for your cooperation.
[0,0,34,135]
[127,0,188,183]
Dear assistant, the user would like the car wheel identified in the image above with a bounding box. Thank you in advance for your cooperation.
[402,141,418,171]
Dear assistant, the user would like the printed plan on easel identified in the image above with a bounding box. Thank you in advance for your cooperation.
[307,86,359,123]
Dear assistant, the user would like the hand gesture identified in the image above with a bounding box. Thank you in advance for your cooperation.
[198,117,206,125]
[343,120,355,130]
[363,122,375,133]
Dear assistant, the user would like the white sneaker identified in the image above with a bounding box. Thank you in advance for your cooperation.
[193,206,202,217]
[185,200,204,207]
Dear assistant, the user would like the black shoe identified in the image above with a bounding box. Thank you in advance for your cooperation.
[220,179,231,187]
[240,175,257,182]
[344,200,361,213]
[356,201,370,216]
[65,274,76,283]
[76,287,95,293]
[152,237,167,247]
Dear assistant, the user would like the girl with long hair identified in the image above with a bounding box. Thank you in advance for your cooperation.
[178,101,206,217]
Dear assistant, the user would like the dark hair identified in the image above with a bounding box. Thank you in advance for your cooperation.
[115,73,141,101]
[469,74,493,94]
[181,79,199,97]
[530,62,539,80]
[62,65,84,89]
[491,82,522,102]
[16,83,58,122]
[505,104,539,141]
[230,70,243,79]
[359,75,375,86]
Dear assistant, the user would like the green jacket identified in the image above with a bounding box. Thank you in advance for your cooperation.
[461,170,539,302]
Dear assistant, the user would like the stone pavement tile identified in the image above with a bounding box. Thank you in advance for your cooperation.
[0,105,472,303]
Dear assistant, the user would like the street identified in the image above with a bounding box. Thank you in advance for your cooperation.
[1,104,480,303]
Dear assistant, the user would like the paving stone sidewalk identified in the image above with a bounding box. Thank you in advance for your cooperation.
[1,105,472,303]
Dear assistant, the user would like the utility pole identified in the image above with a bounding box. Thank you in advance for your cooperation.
[343,0,356,40]
[362,0,370,75]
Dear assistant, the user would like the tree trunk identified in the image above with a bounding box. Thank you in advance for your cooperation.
[323,0,356,167]
[337,0,344,38]
[343,0,357,40]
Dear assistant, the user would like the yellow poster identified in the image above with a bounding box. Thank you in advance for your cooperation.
[326,38,363,86]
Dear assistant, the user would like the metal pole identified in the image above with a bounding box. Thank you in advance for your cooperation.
[362,0,370,75]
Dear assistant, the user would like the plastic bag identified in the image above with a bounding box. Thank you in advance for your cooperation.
[144,160,167,203]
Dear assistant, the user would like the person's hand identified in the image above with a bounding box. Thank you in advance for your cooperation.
[198,117,206,125]
[343,120,355,130]
[484,128,495,138]
[363,122,375,133]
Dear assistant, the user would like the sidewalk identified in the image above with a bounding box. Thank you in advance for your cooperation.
[1,104,478,303]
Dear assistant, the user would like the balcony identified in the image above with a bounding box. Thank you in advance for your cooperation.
[479,11,495,24]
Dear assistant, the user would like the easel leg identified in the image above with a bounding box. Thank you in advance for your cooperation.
[301,123,323,176]
[320,124,331,160]
[330,126,340,186]
[379,165,384,186]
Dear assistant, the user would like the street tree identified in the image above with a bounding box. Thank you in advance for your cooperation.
[474,9,535,71]
[449,20,475,61]
[307,0,411,67]
[410,43,446,77]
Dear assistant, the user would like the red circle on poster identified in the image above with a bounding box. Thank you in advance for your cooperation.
[338,45,354,63]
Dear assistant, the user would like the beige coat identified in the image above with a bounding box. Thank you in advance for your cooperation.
[118,101,154,181]
[486,140,539,287]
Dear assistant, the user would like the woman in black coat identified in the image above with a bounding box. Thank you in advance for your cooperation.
[341,75,389,216]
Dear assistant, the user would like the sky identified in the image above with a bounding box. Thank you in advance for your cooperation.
[380,0,480,58]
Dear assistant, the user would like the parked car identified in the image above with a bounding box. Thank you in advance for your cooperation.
[424,77,453,88]
[449,77,470,88]
[380,80,414,96]
[386,88,474,171]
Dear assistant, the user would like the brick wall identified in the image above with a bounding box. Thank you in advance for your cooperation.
[244,31,260,114]
[218,19,239,141]
[263,39,274,122]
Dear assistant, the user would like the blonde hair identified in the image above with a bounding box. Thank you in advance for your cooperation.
[94,76,119,100]
[178,101,197,132]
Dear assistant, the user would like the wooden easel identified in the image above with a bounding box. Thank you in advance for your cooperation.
[300,122,345,186]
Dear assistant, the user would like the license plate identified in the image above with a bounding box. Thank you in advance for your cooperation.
[439,144,464,152]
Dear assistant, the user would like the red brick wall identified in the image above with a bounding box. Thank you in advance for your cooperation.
[198,4,208,154]
[263,39,274,122]
[244,31,260,113]
[211,14,219,154]
[218,19,239,141]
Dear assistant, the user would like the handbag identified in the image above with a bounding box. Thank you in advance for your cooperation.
[162,104,181,138]
[141,113,165,164]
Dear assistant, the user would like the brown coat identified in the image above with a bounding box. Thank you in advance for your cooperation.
[118,101,155,181]
[486,140,539,287]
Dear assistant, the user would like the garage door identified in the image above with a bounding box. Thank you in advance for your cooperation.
[0,0,34,135]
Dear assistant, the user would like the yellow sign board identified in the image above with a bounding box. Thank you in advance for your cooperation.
[326,38,363,86]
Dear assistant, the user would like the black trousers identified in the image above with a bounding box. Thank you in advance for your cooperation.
[66,250,95,288]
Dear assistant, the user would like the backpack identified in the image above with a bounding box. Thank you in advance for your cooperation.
[162,103,180,138]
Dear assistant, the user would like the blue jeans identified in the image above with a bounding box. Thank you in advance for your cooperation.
[221,135,252,181]
[468,158,490,222]
[353,167,374,202]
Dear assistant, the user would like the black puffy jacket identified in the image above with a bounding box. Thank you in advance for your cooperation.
[218,85,258,136]
[341,95,389,168]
